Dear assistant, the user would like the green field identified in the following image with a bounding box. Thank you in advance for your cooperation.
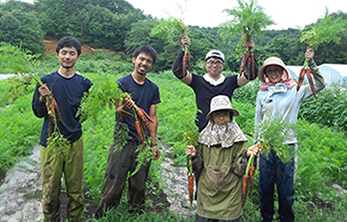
[1,46,347,221]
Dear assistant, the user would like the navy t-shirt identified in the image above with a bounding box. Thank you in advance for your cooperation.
[116,74,161,141]
[32,71,93,146]
[189,74,239,132]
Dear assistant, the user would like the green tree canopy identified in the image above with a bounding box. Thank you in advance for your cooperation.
[0,9,45,55]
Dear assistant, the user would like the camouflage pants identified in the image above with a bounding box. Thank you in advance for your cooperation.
[40,137,84,222]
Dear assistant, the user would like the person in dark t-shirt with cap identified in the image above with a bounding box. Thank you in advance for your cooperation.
[172,35,259,132]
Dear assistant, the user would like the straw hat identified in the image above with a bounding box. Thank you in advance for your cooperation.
[206,95,239,119]
[258,57,290,82]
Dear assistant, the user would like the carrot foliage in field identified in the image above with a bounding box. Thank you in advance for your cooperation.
[300,7,347,50]
[220,0,275,55]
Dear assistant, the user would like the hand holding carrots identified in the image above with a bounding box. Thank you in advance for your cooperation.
[186,145,196,157]
[152,145,160,161]
[305,47,314,61]
[244,38,255,50]
[122,96,135,110]
[247,144,260,157]
[38,83,51,102]
[181,34,191,50]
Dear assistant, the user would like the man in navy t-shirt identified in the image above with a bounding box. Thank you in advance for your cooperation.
[32,36,92,222]
[95,45,161,219]
[172,35,258,132]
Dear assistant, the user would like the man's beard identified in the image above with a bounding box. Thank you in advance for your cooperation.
[62,64,74,69]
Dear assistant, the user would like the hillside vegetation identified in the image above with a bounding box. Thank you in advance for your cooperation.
[0,0,347,73]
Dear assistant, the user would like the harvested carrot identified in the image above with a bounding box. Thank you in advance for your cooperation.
[140,108,153,123]
[306,69,317,99]
[188,174,194,205]
[182,54,187,76]
[239,51,249,75]
[182,43,190,77]
[250,52,256,80]
[135,107,153,123]
[242,174,249,207]
[296,67,306,91]
[135,120,145,148]
[249,165,255,196]
[136,108,152,135]
[52,98,63,122]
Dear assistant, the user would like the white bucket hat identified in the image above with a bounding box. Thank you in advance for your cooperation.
[205,50,225,62]
[206,95,239,119]
[258,57,290,82]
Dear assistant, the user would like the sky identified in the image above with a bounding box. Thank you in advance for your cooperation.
[126,0,346,30]
[1,0,346,30]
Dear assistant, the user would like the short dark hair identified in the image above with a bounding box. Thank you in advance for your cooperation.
[132,45,157,64]
[56,36,82,56]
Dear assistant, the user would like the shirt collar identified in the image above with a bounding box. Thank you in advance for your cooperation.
[203,73,225,86]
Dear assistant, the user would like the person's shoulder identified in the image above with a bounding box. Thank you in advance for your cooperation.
[117,74,132,83]
[145,77,158,86]
[145,78,160,92]
[41,71,58,81]
[73,72,92,84]
[225,74,238,80]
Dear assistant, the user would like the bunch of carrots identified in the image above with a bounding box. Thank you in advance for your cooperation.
[182,35,190,77]
[296,49,316,99]
[129,103,157,177]
[133,104,153,149]
[30,73,68,152]
[242,152,256,207]
[183,131,199,206]
[238,42,257,80]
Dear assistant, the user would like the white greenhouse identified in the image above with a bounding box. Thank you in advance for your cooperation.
[286,64,347,86]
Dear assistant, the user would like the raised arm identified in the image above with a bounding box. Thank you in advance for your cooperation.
[172,35,193,85]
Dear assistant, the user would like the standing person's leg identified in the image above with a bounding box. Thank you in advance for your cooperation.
[259,150,276,222]
[127,159,151,210]
[64,137,84,222]
[95,140,135,218]
[40,145,64,222]
[276,144,296,222]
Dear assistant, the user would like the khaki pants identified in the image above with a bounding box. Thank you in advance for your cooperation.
[40,137,84,222]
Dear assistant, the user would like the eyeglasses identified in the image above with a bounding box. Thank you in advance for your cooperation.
[206,61,224,66]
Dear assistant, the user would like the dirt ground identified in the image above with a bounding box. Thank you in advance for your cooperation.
[44,39,110,56]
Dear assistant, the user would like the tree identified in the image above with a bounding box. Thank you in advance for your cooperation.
[0,0,35,13]
[0,9,45,55]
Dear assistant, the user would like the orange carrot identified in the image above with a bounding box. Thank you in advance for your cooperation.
[296,67,306,91]
[134,107,152,135]
[52,98,63,123]
[135,120,145,148]
[239,51,249,75]
[249,165,255,196]
[306,69,317,99]
[188,174,194,205]
[182,54,187,76]
[187,51,191,73]
[135,107,153,123]
[250,52,255,80]
[140,108,153,123]
[242,174,249,207]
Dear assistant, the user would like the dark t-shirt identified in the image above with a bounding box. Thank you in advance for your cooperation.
[32,71,93,146]
[189,74,239,132]
[116,74,161,140]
